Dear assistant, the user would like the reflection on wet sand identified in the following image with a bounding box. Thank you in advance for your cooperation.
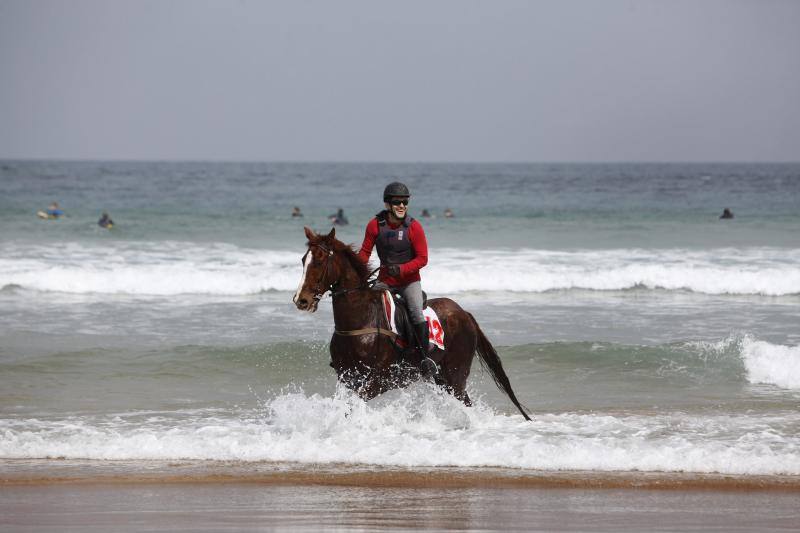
[2,483,800,532]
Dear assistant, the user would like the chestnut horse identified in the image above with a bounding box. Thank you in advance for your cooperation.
[293,226,531,420]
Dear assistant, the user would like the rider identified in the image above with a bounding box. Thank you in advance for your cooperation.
[357,182,435,376]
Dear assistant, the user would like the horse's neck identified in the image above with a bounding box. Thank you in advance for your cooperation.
[331,260,379,330]
[332,290,380,330]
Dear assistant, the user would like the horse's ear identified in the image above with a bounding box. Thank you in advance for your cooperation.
[326,227,336,239]
[304,226,316,241]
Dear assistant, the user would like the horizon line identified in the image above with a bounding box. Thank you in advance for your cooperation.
[2,157,800,165]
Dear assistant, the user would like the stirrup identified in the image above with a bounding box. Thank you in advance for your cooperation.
[420,357,438,380]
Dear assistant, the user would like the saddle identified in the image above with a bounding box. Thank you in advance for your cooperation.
[379,290,444,355]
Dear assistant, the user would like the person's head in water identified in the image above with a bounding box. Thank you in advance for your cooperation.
[383,181,410,222]
[330,208,348,225]
[443,208,454,218]
[98,211,113,228]
[421,208,431,218]
[292,206,303,218]
[720,208,734,219]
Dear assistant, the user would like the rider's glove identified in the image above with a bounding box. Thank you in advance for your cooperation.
[386,264,401,277]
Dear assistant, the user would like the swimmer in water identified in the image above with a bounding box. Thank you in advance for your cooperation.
[329,208,349,226]
[98,212,114,228]
[38,201,64,219]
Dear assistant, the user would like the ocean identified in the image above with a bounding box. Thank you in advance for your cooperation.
[1,160,799,483]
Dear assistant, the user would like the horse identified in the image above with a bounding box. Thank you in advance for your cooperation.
[292,226,531,421]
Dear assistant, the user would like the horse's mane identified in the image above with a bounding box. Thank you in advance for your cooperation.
[310,233,373,284]
[336,239,373,283]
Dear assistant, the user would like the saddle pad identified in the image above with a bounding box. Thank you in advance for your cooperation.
[381,291,445,350]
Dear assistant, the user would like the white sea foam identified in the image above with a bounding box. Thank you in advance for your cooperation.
[741,337,800,390]
[1,385,799,475]
[0,241,299,296]
[1,241,799,296]
[685,335,800,390]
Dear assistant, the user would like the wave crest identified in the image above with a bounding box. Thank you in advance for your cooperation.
[1,242,799,296]
[741,337,800,390]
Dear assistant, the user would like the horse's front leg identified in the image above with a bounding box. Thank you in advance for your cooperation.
[357,368,390,401]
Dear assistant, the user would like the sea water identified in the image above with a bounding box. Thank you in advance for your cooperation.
[1,160,799,478]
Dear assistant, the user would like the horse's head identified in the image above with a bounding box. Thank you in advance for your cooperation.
[293,226,340,312]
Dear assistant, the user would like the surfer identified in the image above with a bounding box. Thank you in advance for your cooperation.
[443,208,454,218]
[98,212,114,229]
[291,206,304,218]
[38,201,64,219]
[720,208,734,219]
[357,181,435,376]
[329,208,349,226]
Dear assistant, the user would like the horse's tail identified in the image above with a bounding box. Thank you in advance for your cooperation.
[468,312,532,421]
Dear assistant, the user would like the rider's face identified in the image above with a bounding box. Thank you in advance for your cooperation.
[386,197,408,220]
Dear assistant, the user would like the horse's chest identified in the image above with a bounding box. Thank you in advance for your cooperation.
[330,334,392,373]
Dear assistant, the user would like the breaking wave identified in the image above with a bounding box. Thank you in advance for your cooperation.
[1,242,799,296]
[1,384,799,475]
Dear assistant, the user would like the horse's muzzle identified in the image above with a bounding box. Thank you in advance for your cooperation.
[294,295,318,312]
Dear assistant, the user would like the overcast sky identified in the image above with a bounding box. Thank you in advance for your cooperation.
[1,0,798,162]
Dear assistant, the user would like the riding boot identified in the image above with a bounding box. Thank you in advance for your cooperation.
[414,321,437,379]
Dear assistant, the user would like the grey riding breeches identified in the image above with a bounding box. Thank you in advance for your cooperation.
[394,281,425,324]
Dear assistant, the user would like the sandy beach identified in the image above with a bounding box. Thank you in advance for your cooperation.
[2,461,799,531]
[3,480,799,531]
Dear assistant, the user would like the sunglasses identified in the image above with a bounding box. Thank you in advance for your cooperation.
[389,198,409,206]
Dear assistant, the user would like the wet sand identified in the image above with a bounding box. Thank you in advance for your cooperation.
[4,459,800,491]
[3,482,800,532]
[2,461,800,531]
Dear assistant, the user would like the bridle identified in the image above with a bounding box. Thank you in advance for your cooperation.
[302,241,397,343]
[302,241,380,304]
[303,241,337,305]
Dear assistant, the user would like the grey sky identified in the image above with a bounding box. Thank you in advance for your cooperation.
[1,0,798,162]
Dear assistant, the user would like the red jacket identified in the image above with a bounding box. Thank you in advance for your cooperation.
[358,216,428,286]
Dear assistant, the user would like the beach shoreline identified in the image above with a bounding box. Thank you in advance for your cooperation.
[3,460,800,492]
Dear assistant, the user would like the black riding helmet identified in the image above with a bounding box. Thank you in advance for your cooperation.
[383,182,410,202]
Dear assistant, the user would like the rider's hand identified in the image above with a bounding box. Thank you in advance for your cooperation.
[387,265,401,277]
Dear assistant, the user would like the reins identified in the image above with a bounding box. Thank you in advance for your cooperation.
[333,281,399,342]
[331,266,395,340]
[307,242,378,302]
[329,266,381,298]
